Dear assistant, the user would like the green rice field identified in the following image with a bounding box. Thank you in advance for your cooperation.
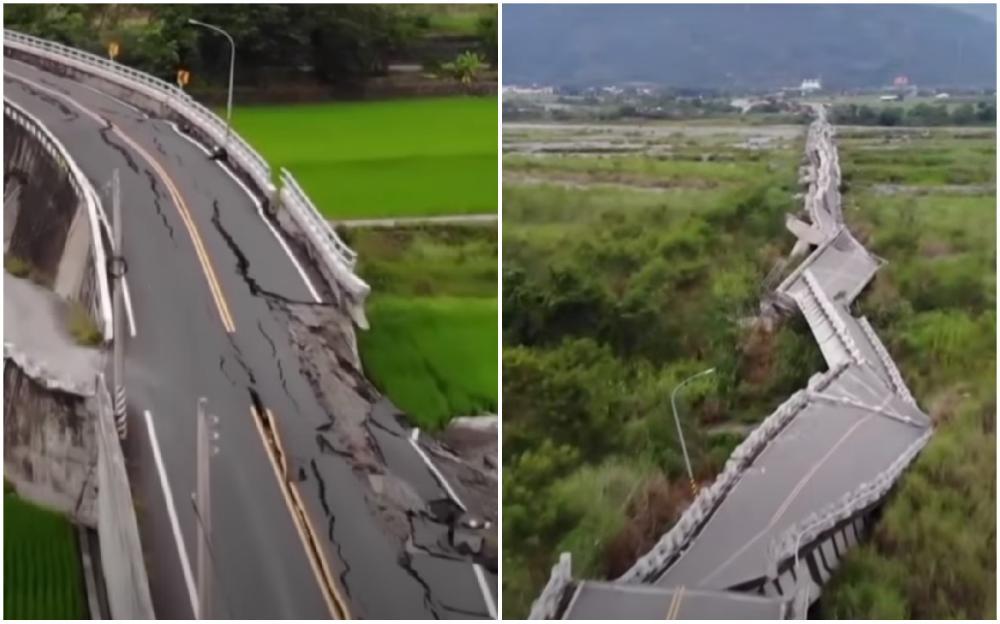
[232,97,497,219]
[4,488,87,619]
[347,225,497,429]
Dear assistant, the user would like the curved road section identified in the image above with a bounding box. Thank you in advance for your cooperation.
[4,41,495,619]
[532,108,932,619]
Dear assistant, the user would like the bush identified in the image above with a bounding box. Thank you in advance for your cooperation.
[67,302,102,346]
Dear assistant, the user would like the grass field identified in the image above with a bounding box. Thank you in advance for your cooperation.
[232,96,497,219]
[4,488,87,619]
[820,127,996,619]
[347,226,497,429]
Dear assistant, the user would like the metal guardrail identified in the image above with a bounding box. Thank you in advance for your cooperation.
[4,96,114,342]
[4,28,368,312]
[4,29,272,193]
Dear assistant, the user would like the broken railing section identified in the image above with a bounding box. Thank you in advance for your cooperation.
[3,28,370,325]
[3,96,113,342]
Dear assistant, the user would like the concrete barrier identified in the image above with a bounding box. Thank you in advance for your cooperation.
[4,97,113,341]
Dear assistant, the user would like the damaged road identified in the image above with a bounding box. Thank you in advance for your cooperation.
[4,56,496,619]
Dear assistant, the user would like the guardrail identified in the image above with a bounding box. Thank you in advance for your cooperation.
[4,96,113,342]
[4,29,369,314]
[4,29,272,194]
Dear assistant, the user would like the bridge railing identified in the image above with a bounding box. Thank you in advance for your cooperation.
[4,29,272,193]
[4,96,113,342]
[4,28,368,315]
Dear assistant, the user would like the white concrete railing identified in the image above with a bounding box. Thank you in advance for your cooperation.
[4,29,368,314]
[4,97,113,342]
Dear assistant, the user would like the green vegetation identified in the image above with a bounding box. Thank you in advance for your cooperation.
[820,128,996,619]
[347,226,497,429]
[4,489,87,619]
[4,254,32,279]
[830,100,996,127]
[502,123,826,616]
[232,97,496,219]
[4,4,496,88]
[68,301,102,346]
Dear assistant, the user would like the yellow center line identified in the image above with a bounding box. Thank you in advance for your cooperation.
[249,404,351,619]
[7,71,236,334]
[108,129,237,334]
[666,585,685,619]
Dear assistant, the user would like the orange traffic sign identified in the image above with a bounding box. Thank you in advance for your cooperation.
[177,69,191,88]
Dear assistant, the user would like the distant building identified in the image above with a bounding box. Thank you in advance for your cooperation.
[935,92,951,99]
[799,78,822,95]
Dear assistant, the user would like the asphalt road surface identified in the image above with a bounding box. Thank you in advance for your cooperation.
[4,57,495,619]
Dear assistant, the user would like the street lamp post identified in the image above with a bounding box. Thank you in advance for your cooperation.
[187,18,235,151]
[670,367,715,494]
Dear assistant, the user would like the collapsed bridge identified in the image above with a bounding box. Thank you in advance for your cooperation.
[530,107,932,620]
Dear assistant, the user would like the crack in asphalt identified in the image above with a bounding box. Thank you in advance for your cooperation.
[209,199,328,306]
[256,318,304,418]
[142,169,176,242]
[7,78,79,121]
[310,459,353,599]
[97,120,140,174]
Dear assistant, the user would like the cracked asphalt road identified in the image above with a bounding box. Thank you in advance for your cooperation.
[4,57,496,619]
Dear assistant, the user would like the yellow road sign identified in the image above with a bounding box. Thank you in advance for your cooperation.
[108,41,119,60]
[177,69,190,88]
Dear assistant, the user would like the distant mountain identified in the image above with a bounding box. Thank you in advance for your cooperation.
[502,4,997,89]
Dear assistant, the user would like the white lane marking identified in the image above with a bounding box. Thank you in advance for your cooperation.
[166,122,321,303]
[75,80,148,118]
[86,186,138,338]
[409,428,466,509]
[121,276,137,338]
[409,428,496,618]
[472,563,498,619]
[143,409,198,617]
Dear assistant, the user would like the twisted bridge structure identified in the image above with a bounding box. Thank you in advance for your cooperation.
[530,107,933,619]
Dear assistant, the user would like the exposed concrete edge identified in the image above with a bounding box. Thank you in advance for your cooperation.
[856,316,919,407]
[3,97,113,342]
[528,552,574,619]
[3,341,95,397]
[766,427,933,578]
[616,362,851,584]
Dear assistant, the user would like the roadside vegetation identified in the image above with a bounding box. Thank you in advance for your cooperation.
[820,127,996,619]
[4,484,87,619]
[830,100,996,127]
[346,225,497,430]
[502,121,822,615]
[232,97,495,220]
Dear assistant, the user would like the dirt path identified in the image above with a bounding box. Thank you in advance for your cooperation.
[333,214,497,228]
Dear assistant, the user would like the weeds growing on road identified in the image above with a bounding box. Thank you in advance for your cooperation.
[67,301,102,346]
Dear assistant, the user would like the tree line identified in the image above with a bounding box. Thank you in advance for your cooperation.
[830,101,996,126]
[4,4,496,89]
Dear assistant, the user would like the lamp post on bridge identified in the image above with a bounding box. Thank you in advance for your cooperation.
[670,367,715,495]
[186,18,235,155]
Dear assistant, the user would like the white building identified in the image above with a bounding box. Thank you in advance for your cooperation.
[800,79,822,94]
